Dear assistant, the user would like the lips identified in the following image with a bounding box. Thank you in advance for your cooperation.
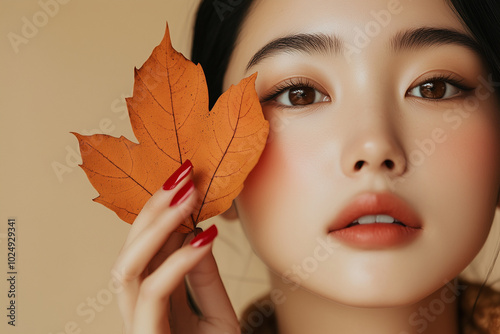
[328,193,422,249]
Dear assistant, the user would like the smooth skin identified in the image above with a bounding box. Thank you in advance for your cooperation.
[224,0,500,333]
[115,0,500,333]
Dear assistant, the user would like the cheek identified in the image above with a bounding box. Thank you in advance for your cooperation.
[235,139,299,267]
[416,108,500,277]
[434,114,500,226]
[235,115,334,264]
[234,100,500,307]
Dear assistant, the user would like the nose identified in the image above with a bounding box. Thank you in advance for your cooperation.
[340,118,407,178]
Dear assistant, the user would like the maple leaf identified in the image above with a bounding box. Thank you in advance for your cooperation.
[73,24,269,233]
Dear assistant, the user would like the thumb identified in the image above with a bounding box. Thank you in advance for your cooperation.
[186,226,238,323]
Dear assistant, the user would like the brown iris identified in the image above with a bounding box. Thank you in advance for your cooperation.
[419,80,447,99]
[288,86,316,105]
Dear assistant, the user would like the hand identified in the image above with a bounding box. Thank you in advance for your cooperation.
[112,160,240,333]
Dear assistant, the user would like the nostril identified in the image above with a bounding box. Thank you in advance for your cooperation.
[354,160,365,171]
[384,159,395,169]
[353,159,399,172]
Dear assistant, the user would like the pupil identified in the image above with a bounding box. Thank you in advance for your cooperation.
[289,86,316,105]
[420,80,446,99]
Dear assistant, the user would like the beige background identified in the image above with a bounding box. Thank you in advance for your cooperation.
[0,1,269,333]
[2,1,500,333]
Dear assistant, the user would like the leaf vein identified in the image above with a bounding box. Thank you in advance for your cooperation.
[84,141,152,196]
[195,84,247,222]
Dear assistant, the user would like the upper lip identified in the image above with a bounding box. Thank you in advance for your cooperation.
[328,192,422,232]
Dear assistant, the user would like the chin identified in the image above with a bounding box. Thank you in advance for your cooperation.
[298,272,452,309]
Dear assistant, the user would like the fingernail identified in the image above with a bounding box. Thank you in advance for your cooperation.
[169,180,195,207]
[163,160,193,190]
[190,225,218,247]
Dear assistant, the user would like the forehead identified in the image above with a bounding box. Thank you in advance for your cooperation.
[224,0,469,87]
[241,0,464,41]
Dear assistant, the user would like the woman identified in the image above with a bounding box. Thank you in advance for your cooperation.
[112,0,500,333]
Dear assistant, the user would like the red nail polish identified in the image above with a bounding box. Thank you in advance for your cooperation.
[169,180,195,207]
[163,160,193,190]
[190,225,218,247]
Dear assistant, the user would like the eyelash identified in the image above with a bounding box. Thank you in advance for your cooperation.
[259,74,474,107]
[406,73,474,98]
[259,77,327,106]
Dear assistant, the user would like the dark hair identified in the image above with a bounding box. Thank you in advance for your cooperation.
[448,0,500,97]
[191,0,500,106]
[190,0,500,329]
[191,0,254,108]
[443,0,500,320]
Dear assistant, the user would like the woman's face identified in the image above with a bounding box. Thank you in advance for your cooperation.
[223,0,500,307]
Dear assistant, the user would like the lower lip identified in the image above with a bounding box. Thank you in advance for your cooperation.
[329,224,421,249]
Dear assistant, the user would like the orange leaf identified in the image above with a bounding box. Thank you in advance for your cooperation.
[73,24,269,233]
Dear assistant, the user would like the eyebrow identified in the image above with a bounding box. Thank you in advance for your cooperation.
[390,27,481,53]
[245,27,481,71]
[245,33,343,70]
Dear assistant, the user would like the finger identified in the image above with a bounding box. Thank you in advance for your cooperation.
[131,229,217,333]
[169,230,202,327]
[124,160,193,247]
[112,184,196,333]
[116,233,188,333]
[148,231,185,273]
[186,227,238,323]
[113,180,197,283]
[113,275,140,333]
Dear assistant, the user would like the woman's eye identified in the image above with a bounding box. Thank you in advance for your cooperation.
[407,79,462,99]
[275,86,330,106]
